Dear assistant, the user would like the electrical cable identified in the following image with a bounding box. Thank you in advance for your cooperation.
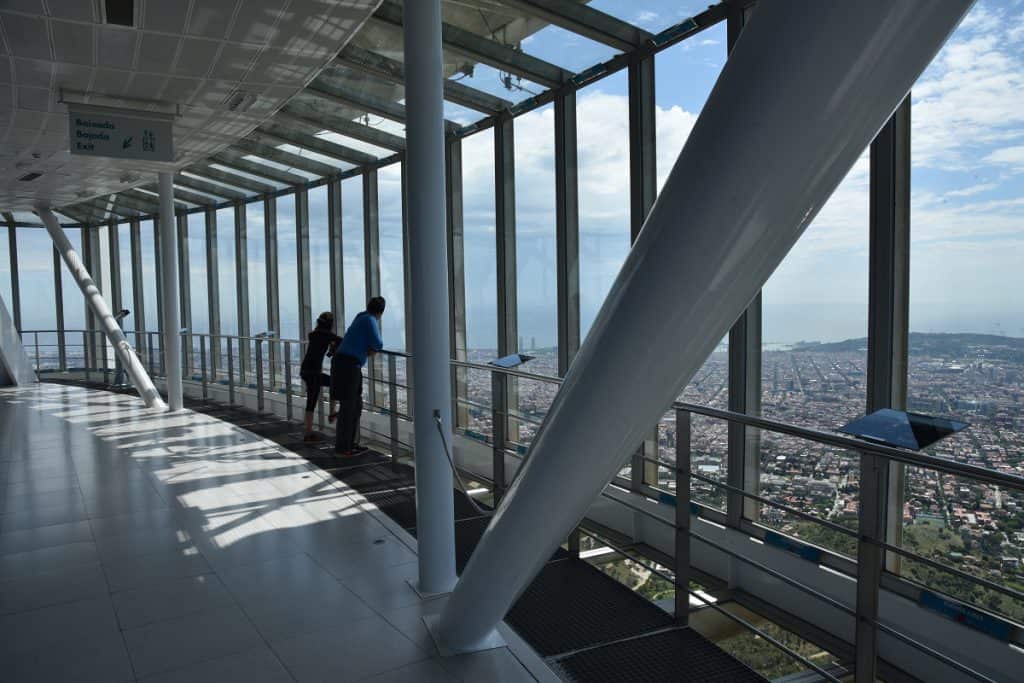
[433,410,494,517]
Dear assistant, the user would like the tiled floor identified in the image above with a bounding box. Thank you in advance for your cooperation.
[0,383,550,682]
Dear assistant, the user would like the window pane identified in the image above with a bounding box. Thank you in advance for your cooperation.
[187,213,208,335]
[18,228,57,368]
[140,220,159,333]
[0,226,11,316]
[246,201,268,335]
[462,129,496,356]
[61,228,85,332]
[514,103,557,372]
[379,164,406,351]
[578,71,629,340]
[277,193,299,341]
[309,185,331,324]
[761,153,870,432]
[905,0,1024,624]
[653,23,729,491]
[342,176,365,327]
[217,207,237,336]
[117,224,134,332]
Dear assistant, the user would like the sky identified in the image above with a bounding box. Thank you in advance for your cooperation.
[3,0,1023,348]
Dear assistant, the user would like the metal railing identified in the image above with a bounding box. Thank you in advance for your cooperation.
[21,329,1022,681]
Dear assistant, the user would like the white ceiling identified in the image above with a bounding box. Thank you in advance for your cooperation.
[0,0,379,213]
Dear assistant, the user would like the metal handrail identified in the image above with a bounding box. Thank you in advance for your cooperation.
[676,401,1024,492]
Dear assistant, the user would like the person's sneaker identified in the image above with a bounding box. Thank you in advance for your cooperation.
[328,412,338,423]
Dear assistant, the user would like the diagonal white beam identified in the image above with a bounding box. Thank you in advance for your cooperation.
[437,0,974,654]
[35,208,167,410]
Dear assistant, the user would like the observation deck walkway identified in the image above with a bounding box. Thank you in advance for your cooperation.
[16,378,769,682]
[0,382,547,682]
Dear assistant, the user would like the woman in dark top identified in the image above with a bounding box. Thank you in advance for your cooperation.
[300,312,341,441]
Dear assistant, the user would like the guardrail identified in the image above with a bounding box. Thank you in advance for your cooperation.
[21,329,1021,681]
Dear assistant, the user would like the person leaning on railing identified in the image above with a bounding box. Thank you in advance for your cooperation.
[299,311,341,442]
[331,297,385,455]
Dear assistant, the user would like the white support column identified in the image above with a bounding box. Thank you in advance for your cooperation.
[158,172,183,411]
[437,0,972,654]
[35,208,166,410]
[404,0,457,597]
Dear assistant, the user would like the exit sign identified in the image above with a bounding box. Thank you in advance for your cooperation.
[68,105,174,162]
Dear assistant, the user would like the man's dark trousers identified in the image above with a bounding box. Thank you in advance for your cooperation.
[332,354,363,452]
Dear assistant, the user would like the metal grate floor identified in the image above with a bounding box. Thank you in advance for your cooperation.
[551,628,766,683]
[506,558,677,658]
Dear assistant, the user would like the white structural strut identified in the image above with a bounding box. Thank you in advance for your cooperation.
[158,172,183,411]
[404,0,458,594]
[0,289,36,385]
[438,0,973,653]
[35,209,167,410]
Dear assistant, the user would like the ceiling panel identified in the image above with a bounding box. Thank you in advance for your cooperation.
[45,0,95,22]
[143,0,191,34]
[186,2,236,39]
[0,0,380,213]
[49,20,93,65]
[2,13,50,60]
[96,27,139,70]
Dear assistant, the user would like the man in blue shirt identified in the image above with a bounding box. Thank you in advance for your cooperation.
[331,297,385,454]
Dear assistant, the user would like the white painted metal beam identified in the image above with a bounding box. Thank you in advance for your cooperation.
[35,208,166,410]
[437,0,973,654]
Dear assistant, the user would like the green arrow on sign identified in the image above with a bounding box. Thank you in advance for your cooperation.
[122,137,132,149]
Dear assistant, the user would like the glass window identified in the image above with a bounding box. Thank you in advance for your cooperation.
[309,185,331,325]
[342,176,366,328]
[462,129,497,355]
[17,228,57,367]
[905,0,1024,624]
[378,164,406,352]
[187,213,208,335]
[653,23,729,493]
[276,193,299,342]
[754,153,869,556]
[514,103,557,373]
[578,71,630,340]
[117,223,134,332]
[216,207,237,336]
[0,226,11,316]
[246,201,268,335]
[591,0,720,35]
[140,221,159,333]
[761,153,870,432]
[61,228,85,333]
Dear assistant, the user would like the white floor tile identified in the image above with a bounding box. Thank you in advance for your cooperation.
[123,604,265,677]
[112,573,236,629]
[271,612,430,683]
[137,646,293,683]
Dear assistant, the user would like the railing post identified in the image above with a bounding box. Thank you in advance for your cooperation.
[491,370,507,502]
[34,332,40,371]
[102,331,110,384]
[284,340,292,421]
[855,451,886,683]
[389,354,399,458]
[200,335,208,400]
[255,338,264,412]
[675,408,692,626]
[147,333,155,376]
[83,332,90,381]
[227,336,235,406]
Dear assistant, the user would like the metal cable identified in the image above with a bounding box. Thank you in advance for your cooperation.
[433,410,494,517]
